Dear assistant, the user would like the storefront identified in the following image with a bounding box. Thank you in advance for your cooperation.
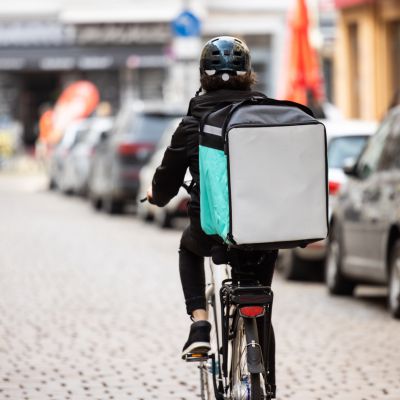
[334,0,400,119]
[0,21,171,144]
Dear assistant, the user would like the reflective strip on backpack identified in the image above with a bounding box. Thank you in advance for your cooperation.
[203,124,222,136]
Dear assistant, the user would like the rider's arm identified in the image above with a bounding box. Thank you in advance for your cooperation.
[151,118,190,207]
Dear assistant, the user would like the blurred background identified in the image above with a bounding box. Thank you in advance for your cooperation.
[1,1,400,399]
[0,0,398,150]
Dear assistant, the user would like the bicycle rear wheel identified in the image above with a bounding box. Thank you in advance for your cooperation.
[230,317,265,400]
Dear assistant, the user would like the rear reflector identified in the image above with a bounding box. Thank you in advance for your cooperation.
[178,198,189,212]
[329,180,341,195]
[239,306,265,318]
[307,240,325,249]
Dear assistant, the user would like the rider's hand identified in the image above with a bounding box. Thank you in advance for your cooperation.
[147,187,154,204]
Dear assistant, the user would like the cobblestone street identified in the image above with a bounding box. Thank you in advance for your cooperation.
[1,173,400,400]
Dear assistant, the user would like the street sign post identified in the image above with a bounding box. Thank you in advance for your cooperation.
[167,9,202,103]
[171,10,202,59]
[172,10,201,38]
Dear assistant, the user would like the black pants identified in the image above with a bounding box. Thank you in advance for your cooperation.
[179,222,277,390]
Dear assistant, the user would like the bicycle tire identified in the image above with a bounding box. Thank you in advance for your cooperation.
[230,317,264,400]
[199,362,212,400]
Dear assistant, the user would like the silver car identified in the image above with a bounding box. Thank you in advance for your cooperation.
[62,117,114,195]
[49,119,91,192]
[280,119,377,280]
[88,103,185,214]
[137,118,191,228]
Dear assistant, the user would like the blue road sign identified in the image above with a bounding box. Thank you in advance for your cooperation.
[171,10,201,37]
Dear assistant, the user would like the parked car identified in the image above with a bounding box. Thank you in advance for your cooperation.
[49,119,91,191]
[88,103,185,214]
[280,119,377,280]
[137,118,190,227]
[326,106,400,318]
[62,117,114,195]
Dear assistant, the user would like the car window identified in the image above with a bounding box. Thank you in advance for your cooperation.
[379,114,400,170]
[128,114,177,143]
[377,131,400,170]
[74,127,90,145]
[156,119,181,151]
[87,121,113,145]
[61,126,81,148]
[327,136,368,169]
[356,118,392,179]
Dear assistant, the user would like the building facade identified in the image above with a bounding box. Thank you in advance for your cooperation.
[334,0,400,120]
[0,0,181,143]
[203,0,292,97]
[0,0,292,144]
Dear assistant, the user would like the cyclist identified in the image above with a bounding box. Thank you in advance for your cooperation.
[147,36,278,397]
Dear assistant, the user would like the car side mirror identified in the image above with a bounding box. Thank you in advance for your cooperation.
[343,158,358,177]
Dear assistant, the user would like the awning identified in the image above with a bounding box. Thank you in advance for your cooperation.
[0,45,169,71]
[335,0,375,9]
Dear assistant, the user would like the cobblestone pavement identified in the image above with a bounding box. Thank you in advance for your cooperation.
[0,174,400,400]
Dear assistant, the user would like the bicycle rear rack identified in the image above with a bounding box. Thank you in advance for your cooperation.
[185,283,275,400]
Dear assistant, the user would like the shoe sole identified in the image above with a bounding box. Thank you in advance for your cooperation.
[181,342,211,359]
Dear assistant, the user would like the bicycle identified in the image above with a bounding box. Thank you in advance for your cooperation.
[184,247,275,400]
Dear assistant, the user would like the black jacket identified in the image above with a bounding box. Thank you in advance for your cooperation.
[151,89,265,223]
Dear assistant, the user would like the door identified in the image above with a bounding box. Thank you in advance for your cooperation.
[368,113,400,280]
[342,117,393,277]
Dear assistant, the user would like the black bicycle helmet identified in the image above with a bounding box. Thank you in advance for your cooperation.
[200,36,251,77]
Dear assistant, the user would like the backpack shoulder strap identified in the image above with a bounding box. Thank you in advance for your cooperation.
[220,97,315,134]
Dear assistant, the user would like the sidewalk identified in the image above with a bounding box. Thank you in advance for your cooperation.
[0,153,45,176]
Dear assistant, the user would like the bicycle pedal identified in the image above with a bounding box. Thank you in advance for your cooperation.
[184,353,209,362]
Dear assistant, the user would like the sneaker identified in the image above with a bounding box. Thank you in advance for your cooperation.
[181,320,211,359]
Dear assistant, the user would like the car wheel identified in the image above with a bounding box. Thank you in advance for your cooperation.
[282,251,308,281]
[48,178,57,190]
[388,240,400,319]
[90,195,102,210]
[325,227,355,295]
[62,187,74,196]
[103,197,124,215]
[155,209,172,228]
[137,204,153,222]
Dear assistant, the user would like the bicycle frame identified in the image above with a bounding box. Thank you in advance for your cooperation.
[205,257,274,399]
[205,257,229,397]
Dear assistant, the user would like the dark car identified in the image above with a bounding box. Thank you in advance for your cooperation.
[326,105,400,318]
[88,102,184,214]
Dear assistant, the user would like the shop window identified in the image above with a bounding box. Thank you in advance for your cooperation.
[138,68,165,100]
[389,22,400,109]
[243,35,272,94]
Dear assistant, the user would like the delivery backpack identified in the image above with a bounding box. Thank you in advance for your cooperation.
[198,96,328,250]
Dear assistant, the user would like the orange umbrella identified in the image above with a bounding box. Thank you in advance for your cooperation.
[284,0,324,105]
